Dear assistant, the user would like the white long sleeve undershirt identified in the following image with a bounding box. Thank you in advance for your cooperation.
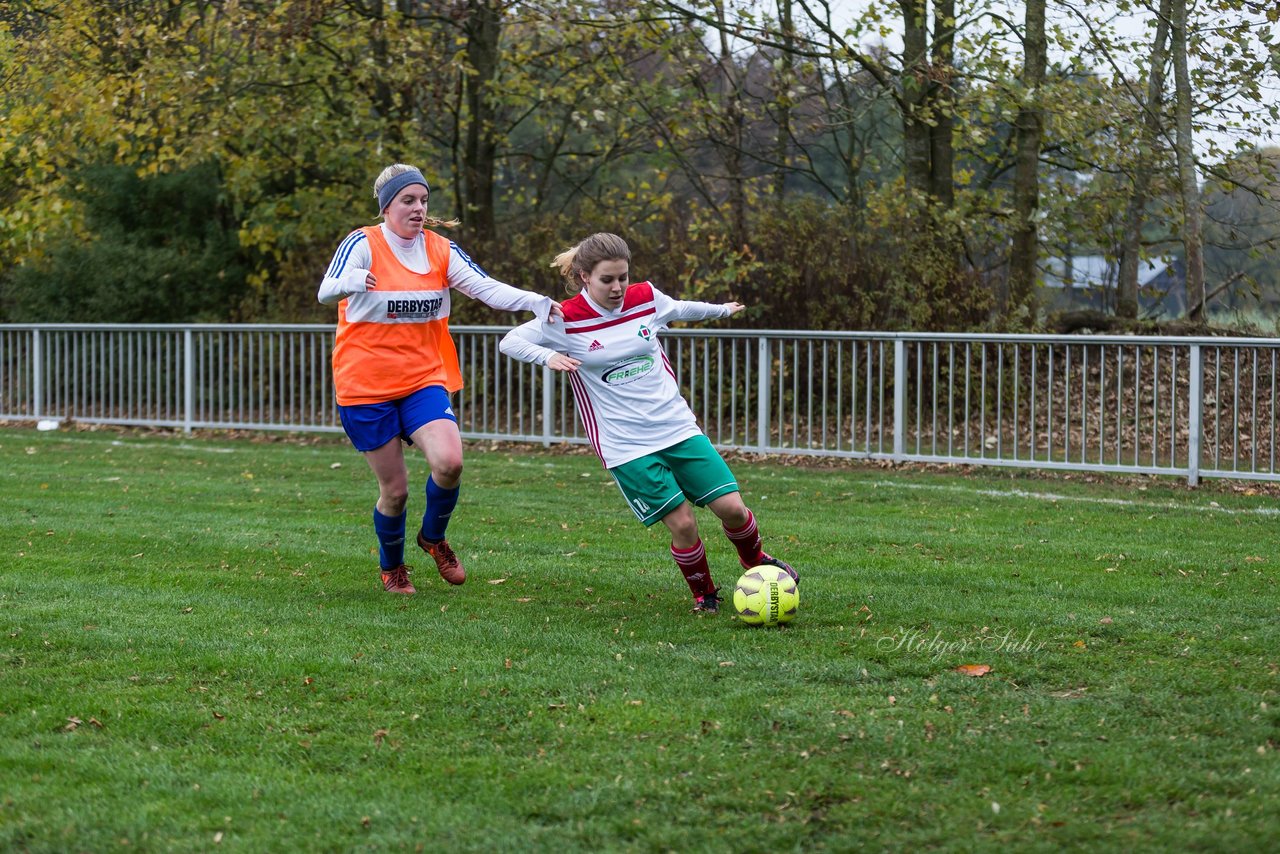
[317,223,551,322]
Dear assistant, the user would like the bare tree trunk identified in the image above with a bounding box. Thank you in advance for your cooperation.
[773,0,794,205]
[366,0,406,150]
[1117,0,1173,320]
[715,0,748,247]
[928,0,955,208]
[462,0,500,239]
[1007,0,1046,310]
[1170,0,1205,323]
[899,0,932,197]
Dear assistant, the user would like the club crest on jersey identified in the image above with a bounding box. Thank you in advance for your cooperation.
[636,325,653,340]
[602,355,655,386]
[588,339,604,352]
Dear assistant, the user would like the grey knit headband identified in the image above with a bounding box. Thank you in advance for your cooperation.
[377,169,429,213]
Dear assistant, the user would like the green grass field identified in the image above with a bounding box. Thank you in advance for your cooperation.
[2,426,1278,852]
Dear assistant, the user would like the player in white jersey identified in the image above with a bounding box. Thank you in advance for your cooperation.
[500,233,797,613]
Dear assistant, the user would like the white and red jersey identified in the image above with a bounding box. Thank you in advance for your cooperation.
[500,282,733,468]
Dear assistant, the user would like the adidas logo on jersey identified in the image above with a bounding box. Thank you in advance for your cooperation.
[588,339,604,351]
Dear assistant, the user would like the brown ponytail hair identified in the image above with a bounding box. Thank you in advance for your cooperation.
[551,233,631,293]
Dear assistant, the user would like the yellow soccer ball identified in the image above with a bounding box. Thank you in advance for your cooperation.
[732,565,799,626]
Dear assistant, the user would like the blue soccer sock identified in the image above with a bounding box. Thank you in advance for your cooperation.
[373,507,407,569]
[421,476,460,542]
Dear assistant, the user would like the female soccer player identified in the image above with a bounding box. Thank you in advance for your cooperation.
[498,232,796,613]
[319,163,562,594]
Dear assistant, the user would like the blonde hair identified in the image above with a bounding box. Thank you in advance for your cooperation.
[552,233,631,292]
[373,163,460,228]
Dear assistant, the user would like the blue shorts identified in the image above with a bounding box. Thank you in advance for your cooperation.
[338,386,457,452]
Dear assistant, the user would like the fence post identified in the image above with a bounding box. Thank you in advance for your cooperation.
[1187,343,1202,486]
[893,338,906,460]
[183,328,194,434]
[31,328,42,421]
[541,365,553,448]
[757,335,770,452]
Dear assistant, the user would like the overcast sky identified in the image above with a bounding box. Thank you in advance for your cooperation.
[815,0,1279,155]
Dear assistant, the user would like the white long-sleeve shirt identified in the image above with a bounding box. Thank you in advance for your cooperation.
[317,223,552,322]
[500,281,733,468]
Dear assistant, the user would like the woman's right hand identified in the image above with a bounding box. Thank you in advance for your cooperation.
[546,354,581,373]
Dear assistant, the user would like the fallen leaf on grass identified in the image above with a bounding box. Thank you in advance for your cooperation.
[954,663,992,677]
[1049,688,1088,699]
[1100,617,1113,625]
[63,717,82,731]
[373,728,388,746]
[488,578,507,585]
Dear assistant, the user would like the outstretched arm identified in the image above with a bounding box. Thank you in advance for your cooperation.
[448,243,561,323]
[654,285,747,324]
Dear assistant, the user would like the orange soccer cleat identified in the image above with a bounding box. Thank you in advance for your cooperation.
[417,531,466,585]
[380,564,416,595]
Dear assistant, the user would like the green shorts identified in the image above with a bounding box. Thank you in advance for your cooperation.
[609,435,740,526]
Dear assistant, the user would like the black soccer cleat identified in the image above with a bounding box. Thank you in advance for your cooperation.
[757,554,799,586]
[693,588,722,614]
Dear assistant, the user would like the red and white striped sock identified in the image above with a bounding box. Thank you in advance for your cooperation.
[671,540,715,599]
[723,509,765,569]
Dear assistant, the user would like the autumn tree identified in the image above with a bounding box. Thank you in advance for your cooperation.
[1006,0,1046,311]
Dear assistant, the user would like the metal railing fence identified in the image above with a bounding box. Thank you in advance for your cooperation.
[3,323,1279,484]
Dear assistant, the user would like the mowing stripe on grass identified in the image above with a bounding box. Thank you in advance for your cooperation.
[858,477,1280,516]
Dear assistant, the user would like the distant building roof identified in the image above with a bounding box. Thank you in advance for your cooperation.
[1042,255,1170,289]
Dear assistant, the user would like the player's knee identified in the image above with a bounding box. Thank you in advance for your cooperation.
[432,457,463,486]
[665,510,699,542]
[713,497,749,528]
[381,487,410,514]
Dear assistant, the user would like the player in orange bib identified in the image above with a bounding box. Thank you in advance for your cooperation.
[319,163,563,594]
